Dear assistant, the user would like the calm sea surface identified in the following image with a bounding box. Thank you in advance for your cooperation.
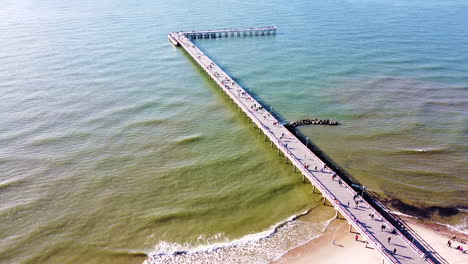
[1,0,467,263]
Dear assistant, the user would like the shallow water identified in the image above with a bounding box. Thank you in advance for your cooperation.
[0,0,467,263]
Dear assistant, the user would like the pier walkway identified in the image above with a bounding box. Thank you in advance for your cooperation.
[169,27,441,264]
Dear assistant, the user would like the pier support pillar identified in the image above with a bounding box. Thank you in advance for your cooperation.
[285,156,288,164]
[312,185,315,193]
[335,210,344,220]
[302,174,306,183]
[294,166,297,173]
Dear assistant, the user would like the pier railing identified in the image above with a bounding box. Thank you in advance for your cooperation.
[182,26,277,39]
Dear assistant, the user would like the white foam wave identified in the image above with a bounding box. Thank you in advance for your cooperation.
[144,210,333,264]
[390,210,417,219]
[434,219,468,236]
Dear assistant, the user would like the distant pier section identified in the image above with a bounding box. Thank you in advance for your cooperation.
[167,27,444,264]
[168,26,276,45]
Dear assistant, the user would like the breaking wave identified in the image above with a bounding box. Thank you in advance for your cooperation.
[144,210,333,264]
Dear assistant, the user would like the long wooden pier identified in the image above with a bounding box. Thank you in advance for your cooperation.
[169,27,443,264]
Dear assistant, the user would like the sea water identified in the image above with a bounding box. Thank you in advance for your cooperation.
[0,0,467,263]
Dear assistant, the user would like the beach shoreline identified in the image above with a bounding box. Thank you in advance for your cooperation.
[273,215,468,264]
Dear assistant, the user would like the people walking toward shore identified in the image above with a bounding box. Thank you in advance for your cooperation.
[447,240,452,247]
[393,248,397,255]
[388,237,391,244]
[355,235,359,241]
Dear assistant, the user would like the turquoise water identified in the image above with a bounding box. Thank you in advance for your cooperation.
[0,0,467,263]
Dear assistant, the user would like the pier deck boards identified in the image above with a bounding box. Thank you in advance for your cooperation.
[169,28,440,264]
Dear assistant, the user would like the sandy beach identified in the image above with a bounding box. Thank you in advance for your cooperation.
[274,217,468,264]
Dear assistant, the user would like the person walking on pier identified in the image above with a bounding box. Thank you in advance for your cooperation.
[388,237,391,244]
[393,248,397,255]
[355,235,359,241]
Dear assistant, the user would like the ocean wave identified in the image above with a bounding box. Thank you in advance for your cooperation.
[424,101,467,107]
[390,210,419,219]
[0,177,24,190]
[126,119,167,128]
[149,209,203,224]
[27,132,92,147]
[396,147,451,155]
[85,101,162,126]
[144,209,333,264]
[112,101,161,115]
[174,134,204,146]
[436,220,468,236]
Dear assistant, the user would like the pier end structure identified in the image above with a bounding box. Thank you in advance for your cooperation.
[168,26,276,43]
[168,27,443,264]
